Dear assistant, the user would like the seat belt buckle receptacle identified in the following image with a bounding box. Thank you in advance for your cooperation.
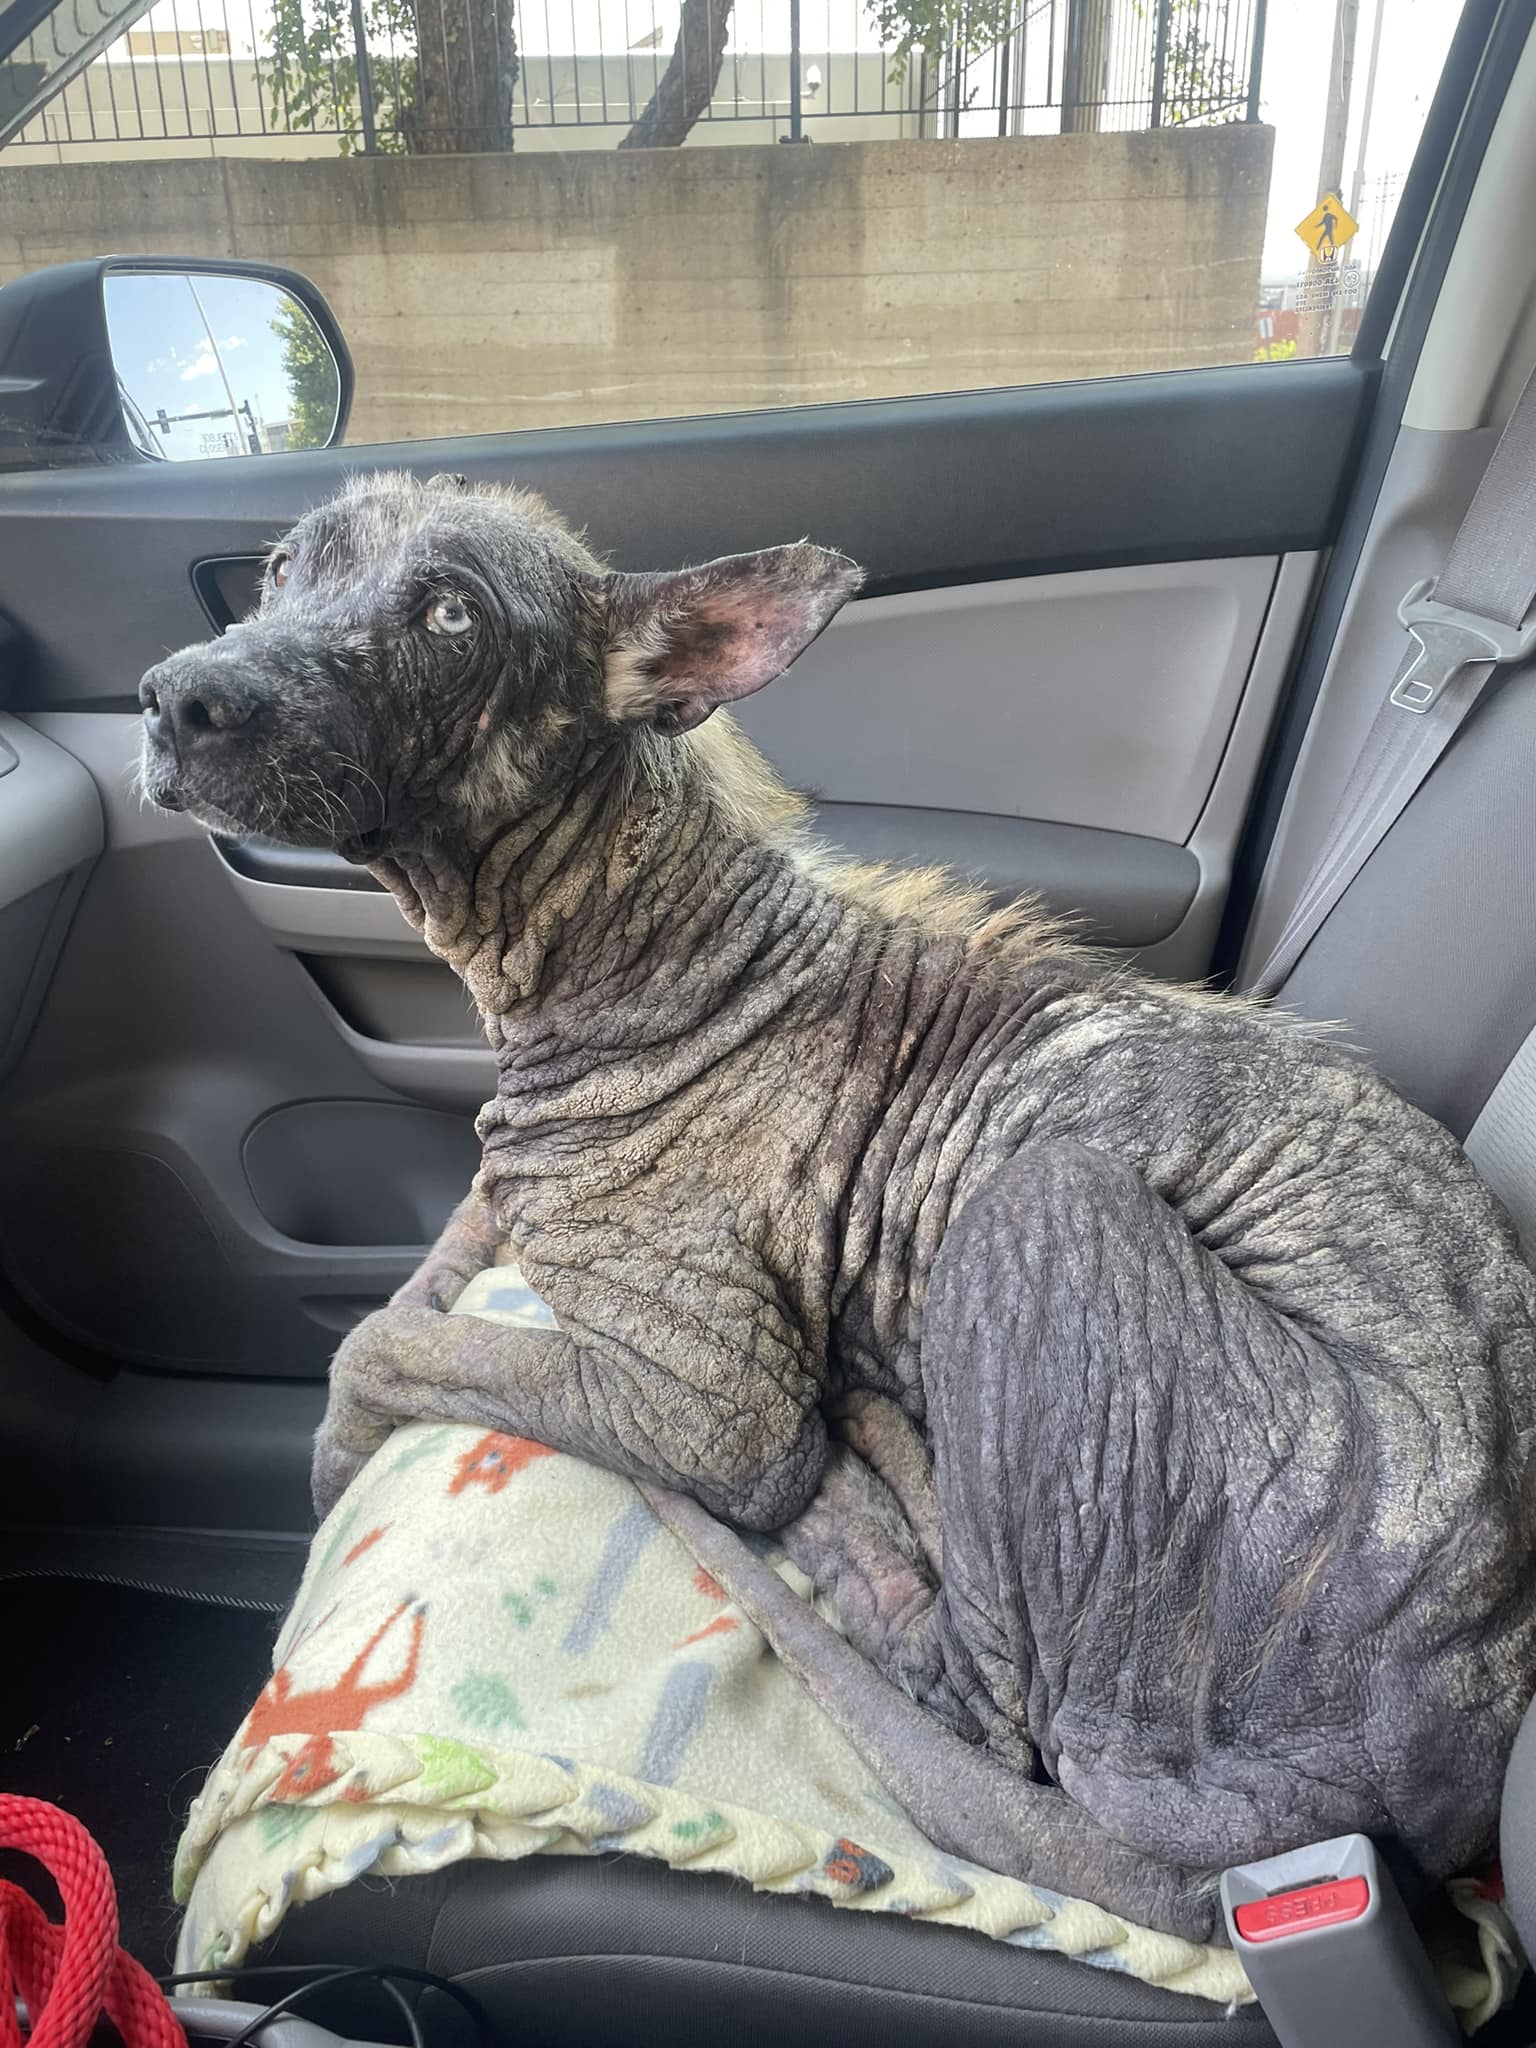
[1221,1833,1460,2046]
[1392,577,1536,712]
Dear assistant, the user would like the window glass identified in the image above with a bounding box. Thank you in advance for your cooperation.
[0,0,1469,449]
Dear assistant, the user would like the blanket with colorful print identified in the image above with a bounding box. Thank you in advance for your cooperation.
[174,1277,1522,2025]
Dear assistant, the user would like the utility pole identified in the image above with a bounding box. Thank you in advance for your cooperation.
[1299,0,1359,360]
[1348,0,1384,217]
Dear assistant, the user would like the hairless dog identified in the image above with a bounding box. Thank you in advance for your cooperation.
[138,472,1536,1941]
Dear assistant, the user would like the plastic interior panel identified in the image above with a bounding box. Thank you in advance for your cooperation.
[737,559,1277,845]
[0,881,65,1067]
[243,1099,481,1244]
[0,356,1371,716]
[0,718,479,1380]
[0,711,101,908]
[240,800,1200,952]
[0,711,102,1081]
[1138,551,1319,981]
[302,953,487,1049]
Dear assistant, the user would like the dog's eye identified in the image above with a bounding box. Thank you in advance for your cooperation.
[269,553,291,589]
[426,594,474,638]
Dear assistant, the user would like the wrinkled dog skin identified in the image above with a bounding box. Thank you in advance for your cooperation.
[140,473,1536,1938]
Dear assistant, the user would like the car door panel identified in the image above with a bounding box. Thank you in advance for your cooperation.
[0,711,100,1084]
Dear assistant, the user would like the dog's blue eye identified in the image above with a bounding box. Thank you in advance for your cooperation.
[426,594,474,638]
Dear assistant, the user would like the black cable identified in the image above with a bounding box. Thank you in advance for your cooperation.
[219,1968,363,2048]
[374,1974,425,2048]
[159,1963,491,2048]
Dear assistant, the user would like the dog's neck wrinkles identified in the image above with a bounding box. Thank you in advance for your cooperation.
[370,735,877,1128]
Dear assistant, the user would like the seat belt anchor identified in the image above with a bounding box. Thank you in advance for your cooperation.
[1221,1833,1461,2047]
[1392,577,1536,712]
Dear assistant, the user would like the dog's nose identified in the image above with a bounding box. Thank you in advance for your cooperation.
[140,658,262,752]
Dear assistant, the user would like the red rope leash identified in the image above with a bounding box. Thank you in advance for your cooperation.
[0,1797,187,2048]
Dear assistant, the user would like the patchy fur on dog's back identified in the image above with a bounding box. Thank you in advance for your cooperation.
[139,472,1536,1935]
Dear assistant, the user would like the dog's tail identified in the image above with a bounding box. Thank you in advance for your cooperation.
[639,1483,1218,1945]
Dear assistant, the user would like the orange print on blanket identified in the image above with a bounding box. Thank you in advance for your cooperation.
[240,1599,427,1799]
[448,1431,558,1496]
[675,1612,740,1650]
[343,1524,389,1566]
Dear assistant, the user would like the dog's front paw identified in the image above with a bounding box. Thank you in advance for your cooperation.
[311,1379,396,1521]
[311,1426,375,1520]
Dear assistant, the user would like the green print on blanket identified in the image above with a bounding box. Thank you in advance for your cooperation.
[415,1734,499,1802]
[671,1810,727,1846]
[451,1671,525,1734]
[390,1427,452,1477]
[502,1578,558,1631]
[255,1804,322,1852]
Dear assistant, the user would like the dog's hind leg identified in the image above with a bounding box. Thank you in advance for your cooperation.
[916,1137,1402,1876]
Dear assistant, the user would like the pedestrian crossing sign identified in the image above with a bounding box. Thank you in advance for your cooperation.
[1294,192,1359,265]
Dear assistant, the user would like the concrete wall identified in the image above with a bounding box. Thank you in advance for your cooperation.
[0,127,1273,443]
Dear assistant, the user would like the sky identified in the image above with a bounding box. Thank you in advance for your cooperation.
[1255,0,1462,278]
[103,271,328,456]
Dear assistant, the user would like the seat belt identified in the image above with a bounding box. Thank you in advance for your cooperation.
[1246,361,1536,999]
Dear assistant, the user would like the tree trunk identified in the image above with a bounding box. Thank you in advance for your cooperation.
[1060,0,1111,133]
[408,0,518,151]
[618,0,731,149]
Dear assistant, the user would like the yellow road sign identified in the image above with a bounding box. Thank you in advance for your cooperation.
[1294,192,1359,264]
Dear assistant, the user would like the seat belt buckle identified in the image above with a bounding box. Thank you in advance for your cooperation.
[1392,577,1536,712]
[1221,1833,1460,2047]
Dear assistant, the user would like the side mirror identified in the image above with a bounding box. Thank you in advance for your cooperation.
[0,256,353,472]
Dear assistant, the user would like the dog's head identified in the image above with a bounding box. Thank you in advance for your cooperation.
[138,471,862,856]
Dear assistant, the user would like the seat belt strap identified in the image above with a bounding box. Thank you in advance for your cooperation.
[1246,361,1536,999]
[1465,1021,1536,1262]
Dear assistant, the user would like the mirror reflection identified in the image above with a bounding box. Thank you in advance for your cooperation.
[104,270,342,461]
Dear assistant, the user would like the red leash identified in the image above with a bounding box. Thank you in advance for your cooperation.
[0,1796,186,2048]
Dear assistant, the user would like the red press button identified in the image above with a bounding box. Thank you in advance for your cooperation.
[1233,1876,1371,1943]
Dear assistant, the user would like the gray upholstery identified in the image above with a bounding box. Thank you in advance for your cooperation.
[1503,1700,1536,1977]
[1280,670,1536,1140]
[252,1854,1278,2046]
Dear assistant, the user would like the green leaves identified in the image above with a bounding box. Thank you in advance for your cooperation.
[870,0,1017,88]
[271,299,341,450]
[262,0,416,149]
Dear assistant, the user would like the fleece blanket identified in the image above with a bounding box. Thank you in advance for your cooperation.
[174,1274,1522,2025]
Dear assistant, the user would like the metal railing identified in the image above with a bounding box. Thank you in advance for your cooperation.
[6,0,1265,156]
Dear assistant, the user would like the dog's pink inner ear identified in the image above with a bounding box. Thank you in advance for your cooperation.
[604,543,863,733]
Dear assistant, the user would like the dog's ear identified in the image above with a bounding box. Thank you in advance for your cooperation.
[601,543,863,734]
[426,472,469,494]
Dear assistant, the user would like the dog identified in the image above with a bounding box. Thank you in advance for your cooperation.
[139,471,1536,1941]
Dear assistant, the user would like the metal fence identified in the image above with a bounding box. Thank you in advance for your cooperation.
[7,0,1265,156]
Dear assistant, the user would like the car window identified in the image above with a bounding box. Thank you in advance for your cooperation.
[0,0,1469,452]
